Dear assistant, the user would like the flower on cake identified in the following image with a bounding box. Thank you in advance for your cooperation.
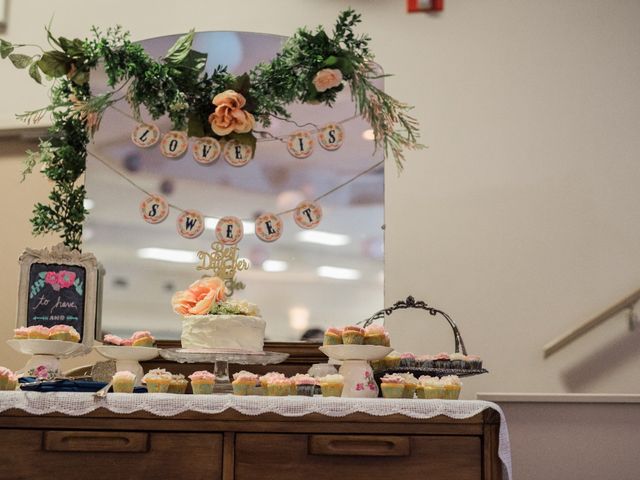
[208,90,255,136]
[171,276,227,316]
[312,68,343,93]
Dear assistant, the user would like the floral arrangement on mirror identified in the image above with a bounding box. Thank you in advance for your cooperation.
[0,9,422,251]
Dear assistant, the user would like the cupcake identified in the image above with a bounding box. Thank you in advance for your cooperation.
[416,354,435,370]
[441,375,462,400]
[189,370,216,394]
[466,355,483,370]
[0,367,14,390]
[380,374,405,399]
[232,371,259,396]
[323,327,343,345]
[168,374,188,394]
[5,373,18,391]
[433,352,451,369]
[259,372,286,390]
[121,338,133,346]
[398,373,418,398]
[319,374,344,397]
[103,334,123,345]
[370,359,386,372]
[383,352,401,370]
[291,374,317,396]
[363,325,387,346]
[49,325,72,341]
[266,378,291,396]
[68,327,81,343]
[449,352,466,370]
[142,368,172,393]
[416,376,443,399]
[399,352,416,368]
[131,330,155,347]
[27,325,50,340]
[112,371,136,393]
[341,326,365,345]
[13,327,29,340]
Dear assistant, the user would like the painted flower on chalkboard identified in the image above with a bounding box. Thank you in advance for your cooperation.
[44,271,59,288]
[57,271,76,289]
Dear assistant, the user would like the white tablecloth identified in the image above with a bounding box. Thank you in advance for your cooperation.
[0,392,511,479]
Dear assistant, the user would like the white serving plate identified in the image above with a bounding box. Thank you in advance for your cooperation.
[7,339,86,357]
[319,344,393,362]
[94,345,159,362]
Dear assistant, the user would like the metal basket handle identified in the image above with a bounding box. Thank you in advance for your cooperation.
[361,296,468,355]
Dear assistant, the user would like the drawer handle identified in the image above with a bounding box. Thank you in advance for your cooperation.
[44,431,149,453]
[309,435,410,457]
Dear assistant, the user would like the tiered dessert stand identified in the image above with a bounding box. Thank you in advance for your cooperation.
[7,339,90,380]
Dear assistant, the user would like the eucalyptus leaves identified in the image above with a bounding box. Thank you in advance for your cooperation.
[1,9,422,251]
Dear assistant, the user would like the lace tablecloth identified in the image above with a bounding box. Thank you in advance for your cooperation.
[0,392,511,479]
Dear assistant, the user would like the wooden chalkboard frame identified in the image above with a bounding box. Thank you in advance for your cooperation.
[17,244,102,349]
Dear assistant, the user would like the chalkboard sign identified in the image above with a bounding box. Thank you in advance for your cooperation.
[17,244,101,349]
[26,262,86,340]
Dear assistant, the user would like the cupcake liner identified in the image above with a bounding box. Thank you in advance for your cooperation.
[191,382,214,394]
[323,334,342,345]
[363,335,386,346]
[146,381,170,393]
[112,381,135,394]
[341,332,364,345]
[402,384,417,399]
[266,384,290,396]
[296,384,315,396]
[381,383,404,399]
[320,383,343,397]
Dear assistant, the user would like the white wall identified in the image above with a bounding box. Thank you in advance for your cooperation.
[0,0,639,397]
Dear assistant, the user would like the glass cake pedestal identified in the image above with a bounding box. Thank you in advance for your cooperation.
[159,348,289,393]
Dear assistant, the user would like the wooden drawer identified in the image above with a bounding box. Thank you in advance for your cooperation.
[0,429,222,480]
[235,433,481,480]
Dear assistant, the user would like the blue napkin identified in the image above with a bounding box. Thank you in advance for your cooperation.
[19,377,147,393]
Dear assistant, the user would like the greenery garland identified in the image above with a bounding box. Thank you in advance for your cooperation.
[0,9,422,251]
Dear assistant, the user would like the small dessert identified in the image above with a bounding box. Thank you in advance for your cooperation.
[291,374,317,396]
[466,355,482,370]
[189,370,215,394]
[5,373,18,391]
[0,367,14,390]
[259,371,286,390]
[27,325,50,340]
[363,325,387,346]
[131,330,155,347]
[399,352,416,368]
[323,327,343,345]
[142,368,172,393]
[433,352,451,369]
[380,373,405,398]
[417,376,444,399]
[441,375,462,400]
[232,371,259,396]
[121,338,133,346]
[383,352,401,370]
[370,359,386,372]
[416,354,435,370]
[342,326,365,344]
[112,371,136,393]
[49,325,76,342]
[398,373,418,398]
[266,377,291,396]
[68,327,81,343]
[168,374,188,394]
[13,327,29,340]
[103,334,123,345]
[449,352,466,369]
[319,374,344,397]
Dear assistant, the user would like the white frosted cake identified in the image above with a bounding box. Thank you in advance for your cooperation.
[171,277,266,352]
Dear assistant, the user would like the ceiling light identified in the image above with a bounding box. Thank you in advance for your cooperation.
[362,129,375,141]
[83,198,95,210]
[296,230,350,246]
[205,217,254,234]
[288,306,310,331]
[137,248,198,264]
[262,260,288,272]
[317,266,361,280]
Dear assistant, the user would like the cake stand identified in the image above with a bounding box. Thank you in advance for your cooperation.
[319,345,393,398]
[159,348,289,393]
[94,345,160,386]
[7,339,89,380]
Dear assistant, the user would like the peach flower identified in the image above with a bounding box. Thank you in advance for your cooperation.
[312,68,343,93]
[208,90,255,136]
[171,277,226,316]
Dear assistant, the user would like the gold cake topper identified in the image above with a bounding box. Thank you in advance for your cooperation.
[196,242,249,296]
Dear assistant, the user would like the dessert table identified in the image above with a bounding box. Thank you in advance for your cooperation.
[0,392,511,480]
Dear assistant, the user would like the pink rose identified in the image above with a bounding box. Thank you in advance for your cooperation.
[44,272,59,287]
[312,68,343,93]
[57,271,76,289]
[35,365,49,379]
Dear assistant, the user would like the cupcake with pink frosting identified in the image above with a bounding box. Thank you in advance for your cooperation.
[27,325,50,340]
[399,352,416,368]
[49,325,79,342]
[342,326,365,345]
[0,367,15,390]
[232,370,259,396]
[259,372,286,390]
[266,377,291,396]
[103,334,123,346]
[13,327,29,340]
[380,373,405,398]
[363,324,388,346]
[291,374,317,396]
[189,370,216,394]
[131,330,155,347]
[323,327,343,345]
[433,352,451,369]
[142,368,172,393]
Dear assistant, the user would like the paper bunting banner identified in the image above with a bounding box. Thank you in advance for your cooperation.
[192,137,221,165]
[161,131,189,158]
[294,200,323,229]
[287,131,314,159]
[318,123,344,151]
[140,194,169,224]
[255,212,283,243]
[131,123,160,148]
[215,216,244,245]
[223,141,252,167]
[176,209,205,239]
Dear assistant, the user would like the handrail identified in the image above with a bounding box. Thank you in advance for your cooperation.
[543,288,640,358]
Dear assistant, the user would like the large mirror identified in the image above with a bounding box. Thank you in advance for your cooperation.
[84,32,384,342]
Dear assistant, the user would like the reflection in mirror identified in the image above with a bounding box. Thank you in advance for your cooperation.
[84,32,384,341]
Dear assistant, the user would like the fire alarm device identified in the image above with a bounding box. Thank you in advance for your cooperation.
[407,0,444,13]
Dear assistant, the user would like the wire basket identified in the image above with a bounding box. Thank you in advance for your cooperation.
[362,296,488,386]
